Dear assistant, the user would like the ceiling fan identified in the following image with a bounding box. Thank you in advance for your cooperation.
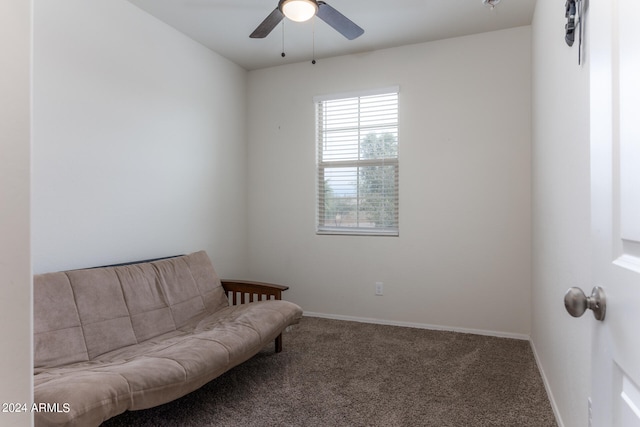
[250,0,364,40]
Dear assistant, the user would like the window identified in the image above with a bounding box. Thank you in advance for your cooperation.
[314,87,399,236]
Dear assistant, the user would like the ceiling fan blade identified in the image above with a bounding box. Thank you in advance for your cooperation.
[250,7,284,38]
[316,1,364,40]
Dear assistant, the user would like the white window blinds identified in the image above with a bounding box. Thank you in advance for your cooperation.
[315,87,399,236]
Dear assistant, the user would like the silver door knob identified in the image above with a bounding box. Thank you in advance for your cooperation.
[564,286,606,321]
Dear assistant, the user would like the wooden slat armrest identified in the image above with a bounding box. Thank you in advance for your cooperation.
[221,280,289,302]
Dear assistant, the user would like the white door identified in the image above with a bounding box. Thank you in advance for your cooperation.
[589,0,640,425]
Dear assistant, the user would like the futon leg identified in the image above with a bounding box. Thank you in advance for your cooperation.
[275,334,283,353]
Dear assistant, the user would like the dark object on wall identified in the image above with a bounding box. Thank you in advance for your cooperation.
[565,0,585,65]
[565,0,577,46]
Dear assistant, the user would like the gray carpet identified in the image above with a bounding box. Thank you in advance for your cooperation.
[101,317,557,426]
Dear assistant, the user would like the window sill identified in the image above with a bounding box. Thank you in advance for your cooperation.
[316,228,399,237]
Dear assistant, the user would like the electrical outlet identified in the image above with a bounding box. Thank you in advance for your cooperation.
[375,282,384,296]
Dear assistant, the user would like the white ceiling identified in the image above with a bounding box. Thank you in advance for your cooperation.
[127,0,536,71]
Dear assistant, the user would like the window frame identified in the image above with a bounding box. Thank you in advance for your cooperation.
[314,87,400,237]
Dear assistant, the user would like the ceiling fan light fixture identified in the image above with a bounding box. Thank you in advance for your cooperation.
[280,0,318,23]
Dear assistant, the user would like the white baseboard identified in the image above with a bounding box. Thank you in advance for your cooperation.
[529,339,564,427]
[303,311,530,341]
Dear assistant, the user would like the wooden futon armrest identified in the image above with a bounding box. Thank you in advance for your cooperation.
[221,280,289,304]
[220,280,291,353]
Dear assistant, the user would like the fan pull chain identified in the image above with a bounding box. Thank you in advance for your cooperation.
[311,16,316,64]
[281,21,286,58]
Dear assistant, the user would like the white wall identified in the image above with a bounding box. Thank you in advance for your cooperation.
[32,0,249,276]
[247,27,532,337]
[530,0,591,426]
[0,1,33,426]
